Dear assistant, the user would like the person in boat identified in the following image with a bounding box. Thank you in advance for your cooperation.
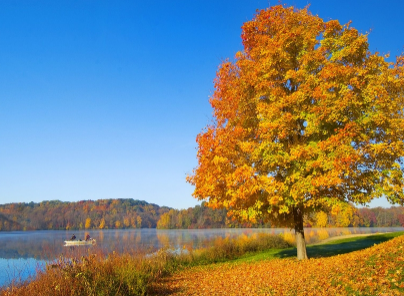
[71,234,76,240]
[85,234,91,241]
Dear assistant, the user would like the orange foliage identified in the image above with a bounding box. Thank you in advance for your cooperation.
[187,4,404,259]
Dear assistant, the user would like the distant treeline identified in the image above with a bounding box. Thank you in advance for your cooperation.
[0,199,403,231]
[0,199,170,231]
[0,199,269,231]
[156,203,271,229]
[156,203,404,229]
[308,205,404,228]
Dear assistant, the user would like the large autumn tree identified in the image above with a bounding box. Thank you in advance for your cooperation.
[187,5,404,259]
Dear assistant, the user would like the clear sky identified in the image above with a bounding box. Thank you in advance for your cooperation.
[0,1,403,209]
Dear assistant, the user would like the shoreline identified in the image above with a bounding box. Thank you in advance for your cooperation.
[309,232,390,245]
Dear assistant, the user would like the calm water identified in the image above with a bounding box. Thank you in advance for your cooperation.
[0,227,402,287]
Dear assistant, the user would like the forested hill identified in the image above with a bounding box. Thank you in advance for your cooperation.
[0,199,403,231]
[0,199,171,231]
[0,199,259,231]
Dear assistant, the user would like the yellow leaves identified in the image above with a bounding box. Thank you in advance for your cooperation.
[212,155,228,166]
[238,141,257,154]
[84,217,91,229]
[315,211,328,228]
[282,231,296,245]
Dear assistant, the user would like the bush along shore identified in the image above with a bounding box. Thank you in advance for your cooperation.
[1,232,403,296]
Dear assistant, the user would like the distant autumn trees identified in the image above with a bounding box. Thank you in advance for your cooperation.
[311,205,404,228]
[157,202,271,229]
[155,202,404,230]
[0,199,170,231]
[0,199,403,231]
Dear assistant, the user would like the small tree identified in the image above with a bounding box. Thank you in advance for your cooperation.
[315,211,328,228]
[99,218,105,229]
[187,5,404,259]
[85,217,91,229]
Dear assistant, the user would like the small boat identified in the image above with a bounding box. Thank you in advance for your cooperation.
[64,238,96,246]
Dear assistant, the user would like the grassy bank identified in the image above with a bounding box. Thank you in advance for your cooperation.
[1,231,402,296]
[237,231,404,263]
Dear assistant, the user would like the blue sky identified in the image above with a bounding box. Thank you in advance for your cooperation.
[0,0,403,209]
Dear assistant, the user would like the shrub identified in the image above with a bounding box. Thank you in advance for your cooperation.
[186,233,290,264]
[317,229,330,240]
[282,231,296,246]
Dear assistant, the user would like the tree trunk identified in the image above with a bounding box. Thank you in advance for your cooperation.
[293,206,308,260]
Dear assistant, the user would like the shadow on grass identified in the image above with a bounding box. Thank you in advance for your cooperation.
[275,232,404,259]
[147,280,183,296]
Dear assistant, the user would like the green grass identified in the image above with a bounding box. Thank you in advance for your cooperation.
[235,231,404,263]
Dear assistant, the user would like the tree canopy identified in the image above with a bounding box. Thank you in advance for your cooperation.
[187,5,404,259]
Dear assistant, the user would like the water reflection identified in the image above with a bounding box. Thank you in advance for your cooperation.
[0,227,402,287]
[1,228,403,261]
[0,258,46,288]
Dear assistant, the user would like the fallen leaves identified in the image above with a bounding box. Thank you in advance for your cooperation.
[152,235,404,295]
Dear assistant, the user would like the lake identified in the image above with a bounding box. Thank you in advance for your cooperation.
[0,227,403,288]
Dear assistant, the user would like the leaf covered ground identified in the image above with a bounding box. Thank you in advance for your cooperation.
[151,234,404,295]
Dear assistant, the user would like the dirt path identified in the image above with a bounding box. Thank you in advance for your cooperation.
[309,232,389,245]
